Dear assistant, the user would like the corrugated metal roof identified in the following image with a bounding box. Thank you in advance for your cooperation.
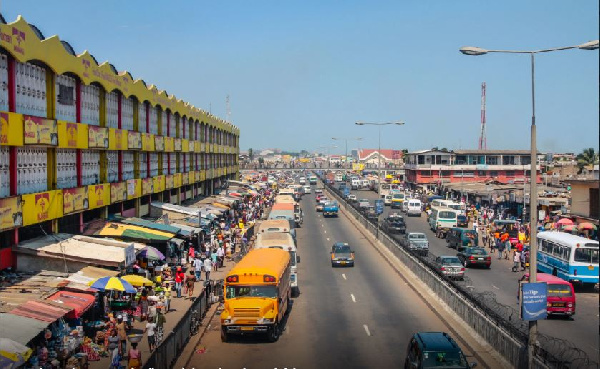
[0,313,50,345]
[121,217,185,235]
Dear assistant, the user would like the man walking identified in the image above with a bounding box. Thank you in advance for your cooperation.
[203,257,212,281]
[193,257,203,281]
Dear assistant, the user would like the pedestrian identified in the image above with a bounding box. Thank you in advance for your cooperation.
[497,239,504,260]
[127,342,142,369]
[175,266,185,298]
[211,248,219,271]
[116,315,127,357]
[204,257,212,281]
[193,256,203,281]
[188,246,195,265]
[144,317,157,351]
[217,244,225,268]
[107,330,120,369]
[520,250,527,271]
[512,250,521,272]
[186,270,196,299]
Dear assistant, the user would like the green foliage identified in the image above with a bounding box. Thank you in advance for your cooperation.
[576,148,599,174]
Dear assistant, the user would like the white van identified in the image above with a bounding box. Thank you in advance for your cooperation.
[384,194,392,206]
[407,199,422,217]
[351,178,360,190]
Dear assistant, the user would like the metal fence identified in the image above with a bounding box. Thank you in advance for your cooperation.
[325,183,598,369]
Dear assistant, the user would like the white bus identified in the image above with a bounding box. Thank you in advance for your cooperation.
[428,207,458,232]
[537,231,599,286]
[255,232,300,296]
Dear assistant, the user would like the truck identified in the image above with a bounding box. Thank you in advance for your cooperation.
[309,175,318,185]
[323,200,339,217]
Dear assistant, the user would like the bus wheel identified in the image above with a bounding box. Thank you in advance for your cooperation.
[221,327,229,342]
[267,323,280,342]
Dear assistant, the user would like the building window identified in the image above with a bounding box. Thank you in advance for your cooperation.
[441,171,451,177]
[505,171,515,177]
[486,156,498,165]
[490,171,498,177]
[418,156,425,165]
[503,156,516,165]
[421,170,431,177]
[478,170,486,176]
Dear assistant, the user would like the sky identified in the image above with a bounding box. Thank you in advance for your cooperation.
[3,1,598,155]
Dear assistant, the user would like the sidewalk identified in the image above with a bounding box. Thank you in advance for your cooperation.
[89,258,237,369]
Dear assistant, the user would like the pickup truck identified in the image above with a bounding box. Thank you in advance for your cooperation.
[323,201,339,217]
[404,232,429,256]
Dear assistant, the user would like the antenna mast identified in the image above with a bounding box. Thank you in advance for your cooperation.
[478,82,487,150]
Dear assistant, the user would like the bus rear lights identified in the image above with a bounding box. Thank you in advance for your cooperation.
[226,275,239,283]
[263,275,276,283]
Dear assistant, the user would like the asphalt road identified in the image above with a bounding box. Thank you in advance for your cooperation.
[347,185,600,361]
[186,187,499,369]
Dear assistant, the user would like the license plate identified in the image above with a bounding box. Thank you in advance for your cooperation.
[241,327,254,331]
[553,303,565,307]
[477,258,484,260]
[341,261,346,265]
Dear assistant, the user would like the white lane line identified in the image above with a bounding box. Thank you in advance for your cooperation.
[363,324,371,336]
[327,237,330,241]
[324,230,327,234]
[321,224,324,227]
[342,273,347,280]
[351,294,356,302]
[492,285,500,290]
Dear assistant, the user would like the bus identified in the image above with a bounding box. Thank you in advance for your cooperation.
[257,219,296,240]
[536,231,599,286]
[255,232,300,295]
[428,207,458,234]
[391,192,406,209]
[221,248,291,342]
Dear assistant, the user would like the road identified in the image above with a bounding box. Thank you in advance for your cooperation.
[186,186,500,369]
[346,185,600,361]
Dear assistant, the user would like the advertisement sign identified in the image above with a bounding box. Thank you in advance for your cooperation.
[24,116,58,146]
[124,244,136,267]
[88,184,109,209]
[153,175,165,193]
[63,186,89,214]
[110,182,127,204]
[128,131,142,150]
[520,282,548,321]
[182,172,189,185]
[164,137,174,152]
[109,128,126,150]
[126,179,141,200]
[57,121,88,149]
[142,178,154,195]
[142,133,154,151]
[88,126,109,148]
[352,163,365,172]
[174,138,182,151]
[155,136,164,151]
[189,171,196,184]
[181,139,189,152]
[165,175,174,189]
[22,190,63,226]
[0,112,24,146]
[375,199,384,215]
[0,196,23,230]
[173,173,182,188]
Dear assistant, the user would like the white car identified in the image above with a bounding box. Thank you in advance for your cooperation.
[299,177,306,185]
[303,185,311,194]
[384,195,392,206]
[348,194,357,202]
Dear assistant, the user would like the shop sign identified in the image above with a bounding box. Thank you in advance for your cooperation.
[58,122,88,149]
[174,138,182,151]
[142,133,154,151]
[181,139,189,152]
[24,116,58,146]
[195,141,201,153]
[164,137,174,152]
[155,136,164,151]
[174,173,182,188]
[110,182,127,204]
[142,178,154,195]
[0,112,24,146]
[89,126,109,148]
[124,244,136,267]
[128,131,142,150]
[165,175,174,189]
[109,128,126,150]
[182,173,189,185]
[127,179,141,199]
[22,190,63,226]
[0,196,23,230]
[153,175,165,193]
[63,186,89,214]
[188,171,196,184]
[88,184,109,209]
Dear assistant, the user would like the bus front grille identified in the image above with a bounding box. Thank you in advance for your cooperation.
[234,308,261,317]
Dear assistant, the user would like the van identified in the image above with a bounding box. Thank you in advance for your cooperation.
[446,228,479,250]
[405,332,476,369]
[351,178,360,190]
[407,200,422,216]
[519,273,576,318]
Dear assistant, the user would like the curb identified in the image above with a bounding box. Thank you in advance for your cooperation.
[176,300,222,369]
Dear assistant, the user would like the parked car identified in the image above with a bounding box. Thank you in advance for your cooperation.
[330,242,355,267]
[404,332,476,369]
[456,247,491,268]
[381,216,406,234]
[434,256,465,280]
[405,232,429,256]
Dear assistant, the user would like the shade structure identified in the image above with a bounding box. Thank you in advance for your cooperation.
[122,275,154,287]
[88,277,136,294]
[544,223,555,230]
[138,246,165,261]
[0,338,33,369]
[561,224,578,232]
[578,222,597,231]
[556,218,574,226]
[46,291,95,319]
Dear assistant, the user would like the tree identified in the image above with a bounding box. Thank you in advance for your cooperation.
[248,148,254,162]
[576,148,598,174]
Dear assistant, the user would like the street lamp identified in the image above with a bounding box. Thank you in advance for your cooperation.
[317,144,338,169]
[332,137,363,169]
[355,121,405,237]
[460,40,598,369]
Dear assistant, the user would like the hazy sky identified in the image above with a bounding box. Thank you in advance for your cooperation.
[4,1,598,154]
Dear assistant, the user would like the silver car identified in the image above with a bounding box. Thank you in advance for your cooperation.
[406,232,429,256]
[435,256,465,280]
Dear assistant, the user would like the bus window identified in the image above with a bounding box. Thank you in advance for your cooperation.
[439,211,455,219]
[574,248,598,263]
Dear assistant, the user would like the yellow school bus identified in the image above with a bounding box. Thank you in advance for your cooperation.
[220,248,291,342]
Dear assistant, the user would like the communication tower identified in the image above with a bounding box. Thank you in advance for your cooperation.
[478,82,487,150]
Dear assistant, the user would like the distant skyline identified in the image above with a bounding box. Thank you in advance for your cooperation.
[4,1,598,154]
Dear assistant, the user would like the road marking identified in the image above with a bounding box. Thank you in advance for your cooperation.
[327,237,330,241]
[324,230,327,234]
[342,273,347,280]
[351,294,356,302]
[363,324,371,336]
[492,285,500,290]
[321,224,324,227]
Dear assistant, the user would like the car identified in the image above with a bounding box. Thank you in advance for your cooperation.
[381,216,406,234]
[434,256,465,280]
[383,194,392,206]
[303,185,311,194]
[405,232,429,256]
[347,194,357,203]
[330,242,355,267]
[365,206,379,221]
[316,203,324,212]
[358,199,370,209]
[456,247,491,268]
[404,332,476,369]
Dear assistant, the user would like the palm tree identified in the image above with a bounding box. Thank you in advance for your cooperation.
[576,148,599,174]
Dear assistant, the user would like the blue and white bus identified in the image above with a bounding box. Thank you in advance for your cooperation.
[536,231,599,286]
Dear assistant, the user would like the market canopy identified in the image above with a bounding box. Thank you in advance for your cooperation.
[120,217,188,236]
[9,300,69,323]
[0,314,50,346]
[46,291,95,319]
[95,222,175,243]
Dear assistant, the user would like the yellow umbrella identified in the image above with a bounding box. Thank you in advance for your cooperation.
[121,274,154,287]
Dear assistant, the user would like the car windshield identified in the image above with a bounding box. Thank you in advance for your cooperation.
[467,248,486,255]
[226,285,278,299]
[393,194,404,199]
[410,234,427,239]
[333,245,352,253]
[547,283,572,297]
[422,351,468,368]
[442,257,461,264]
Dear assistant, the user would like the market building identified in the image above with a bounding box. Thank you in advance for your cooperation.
[0,15,240,271]
[356,149,404,167]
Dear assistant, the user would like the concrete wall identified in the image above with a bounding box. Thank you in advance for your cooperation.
[570,182,592,218]
[16,253,95,273]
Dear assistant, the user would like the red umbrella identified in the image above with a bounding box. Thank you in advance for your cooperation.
[556,218,574,226]
[578,222,597,231]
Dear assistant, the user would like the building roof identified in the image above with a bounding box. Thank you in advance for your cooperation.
[358,149,403,161]
[454,149,534,155]
[0,313,51,345]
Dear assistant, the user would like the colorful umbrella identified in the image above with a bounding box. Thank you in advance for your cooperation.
[556,218,574,226]
[578,222,597,231]
[88,277,136,294]
[137,246,166,261]
[121,275,154,287]
[561,224,578,232]
[0,338,33,369]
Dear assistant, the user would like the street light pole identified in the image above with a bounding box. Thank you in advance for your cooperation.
[460,39,598,369]
[332,137,363,169]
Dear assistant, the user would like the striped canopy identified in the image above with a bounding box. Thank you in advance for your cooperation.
[88,277,136,293]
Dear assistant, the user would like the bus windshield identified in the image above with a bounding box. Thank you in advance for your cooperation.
[439,211,456,219]
[226,285,278,299]
[574,248,599,263]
